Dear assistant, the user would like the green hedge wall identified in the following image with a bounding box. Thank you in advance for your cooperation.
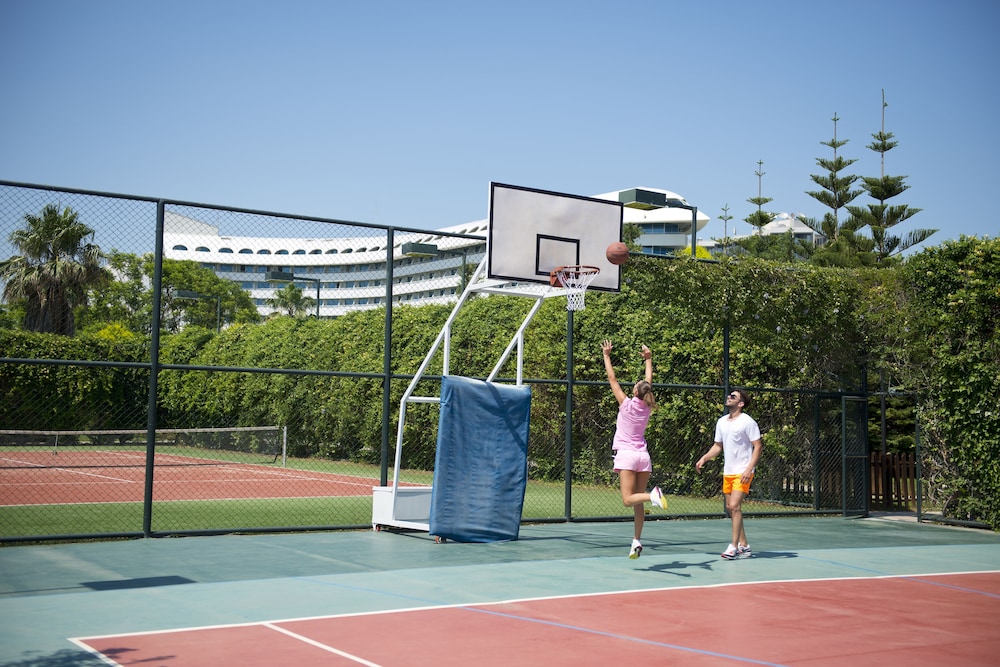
[2,237,997,528]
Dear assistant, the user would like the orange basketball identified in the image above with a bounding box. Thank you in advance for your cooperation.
[606,242,629,265]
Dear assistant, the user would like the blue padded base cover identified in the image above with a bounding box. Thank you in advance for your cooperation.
[429,376,532,542]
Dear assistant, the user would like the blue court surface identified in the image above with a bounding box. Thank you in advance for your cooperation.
[1,515,998,666]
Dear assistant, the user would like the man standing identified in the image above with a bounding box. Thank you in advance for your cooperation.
[695,389,763,560]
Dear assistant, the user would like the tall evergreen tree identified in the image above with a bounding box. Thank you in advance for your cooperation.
[716,203,734,256]
[846,90,937,263]
[743,160,777,233]
[733,161,781,258]
[805,113,868,267]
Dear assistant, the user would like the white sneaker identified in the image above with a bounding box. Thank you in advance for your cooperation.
[721,543,738,560]
[737,544,752,559]
[649,486,667,510]
[628,539,642,559]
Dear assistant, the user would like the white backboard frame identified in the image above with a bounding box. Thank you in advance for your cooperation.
[487,183,623,292]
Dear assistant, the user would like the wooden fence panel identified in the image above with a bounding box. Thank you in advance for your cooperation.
[870,452,916,510]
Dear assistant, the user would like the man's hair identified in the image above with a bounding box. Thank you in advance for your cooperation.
[734,388,751,410]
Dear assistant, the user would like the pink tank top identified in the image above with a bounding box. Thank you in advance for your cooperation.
[612,396,650,451]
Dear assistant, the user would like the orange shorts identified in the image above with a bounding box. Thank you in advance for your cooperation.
[723,473,754,495]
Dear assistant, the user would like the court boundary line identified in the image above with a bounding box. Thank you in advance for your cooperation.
[264,623,384,666]
[70,568,1000,643]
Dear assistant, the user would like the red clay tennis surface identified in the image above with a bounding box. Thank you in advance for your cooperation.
[2,517,999,667]
[1,448,379,503]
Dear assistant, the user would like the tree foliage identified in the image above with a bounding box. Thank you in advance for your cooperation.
[743,160,777,232]
[805,113,871,267]
[81,252,260,335]
[845,91,937,262]
[266,283,315,318]
[3,237,998,530]
[892,237,1000,527]
[0,205,111,335]
[0,328,148,430]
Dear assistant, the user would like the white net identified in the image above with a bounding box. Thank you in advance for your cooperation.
[551,265,600,311]
[0,426,285,466]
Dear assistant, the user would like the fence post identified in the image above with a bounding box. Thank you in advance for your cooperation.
[142,200,166,537]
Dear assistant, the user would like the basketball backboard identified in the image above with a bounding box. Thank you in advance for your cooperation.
[487,183,623,292]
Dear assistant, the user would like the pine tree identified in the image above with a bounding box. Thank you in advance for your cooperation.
[804,113,873,266]
[716,203,734,256]
[845,90,937,263]
[744,160,777,232]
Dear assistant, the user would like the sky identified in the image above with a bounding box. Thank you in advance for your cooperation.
[2,0,998,251]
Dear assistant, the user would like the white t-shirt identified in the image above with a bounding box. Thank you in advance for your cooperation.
[714,412,761,475]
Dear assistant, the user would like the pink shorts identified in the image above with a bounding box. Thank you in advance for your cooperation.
[613,448,652,473]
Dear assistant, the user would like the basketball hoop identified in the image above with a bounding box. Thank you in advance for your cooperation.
[550,265,600,311]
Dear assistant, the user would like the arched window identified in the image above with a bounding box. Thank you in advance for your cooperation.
[219,247,234,253]
[276,249,289,255]
[195,246,210,252]
[172,245,188,251]
[257,249,271,255]
[239,248,253,254]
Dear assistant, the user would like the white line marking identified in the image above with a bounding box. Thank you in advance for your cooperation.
[264,622,385,666]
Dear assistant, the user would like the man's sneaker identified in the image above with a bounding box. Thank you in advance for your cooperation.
[737,544,752,559]
[628,539,643,559]
[649,486,668,510]
[721,543,739,560]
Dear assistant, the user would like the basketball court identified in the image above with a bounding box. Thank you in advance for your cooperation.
[3,184,997,664]
[2,516,999,666]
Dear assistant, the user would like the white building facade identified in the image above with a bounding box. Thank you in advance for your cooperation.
[164,187,709,318]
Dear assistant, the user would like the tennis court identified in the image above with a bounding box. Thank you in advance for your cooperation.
[0,433,382,506]
[1,515,998,666]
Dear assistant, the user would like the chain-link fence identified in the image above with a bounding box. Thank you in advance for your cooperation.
[1,180,909,542]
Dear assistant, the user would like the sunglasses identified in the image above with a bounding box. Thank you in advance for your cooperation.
[728,392,740,399]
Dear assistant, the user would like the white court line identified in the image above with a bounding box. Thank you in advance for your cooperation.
[72,568,1000,642]
[70,622,386,667]
[264,623,384,666]
[67,637,125,667]
[0,456,136,483]
[2,453,382,488]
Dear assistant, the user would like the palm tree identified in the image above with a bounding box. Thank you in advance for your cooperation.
[266,283,315,317]
[1,205,110,335]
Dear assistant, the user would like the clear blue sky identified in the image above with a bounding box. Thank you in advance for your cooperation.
[2,0,997,249]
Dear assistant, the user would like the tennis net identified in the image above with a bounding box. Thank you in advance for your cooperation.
[0,426,286,469]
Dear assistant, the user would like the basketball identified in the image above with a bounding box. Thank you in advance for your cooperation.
[606,242,629,265]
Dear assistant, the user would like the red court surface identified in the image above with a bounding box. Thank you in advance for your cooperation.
[75,572,1000,667]
[0,449,380,503]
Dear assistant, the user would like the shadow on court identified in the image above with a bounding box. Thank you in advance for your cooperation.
[639,550,800,577]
